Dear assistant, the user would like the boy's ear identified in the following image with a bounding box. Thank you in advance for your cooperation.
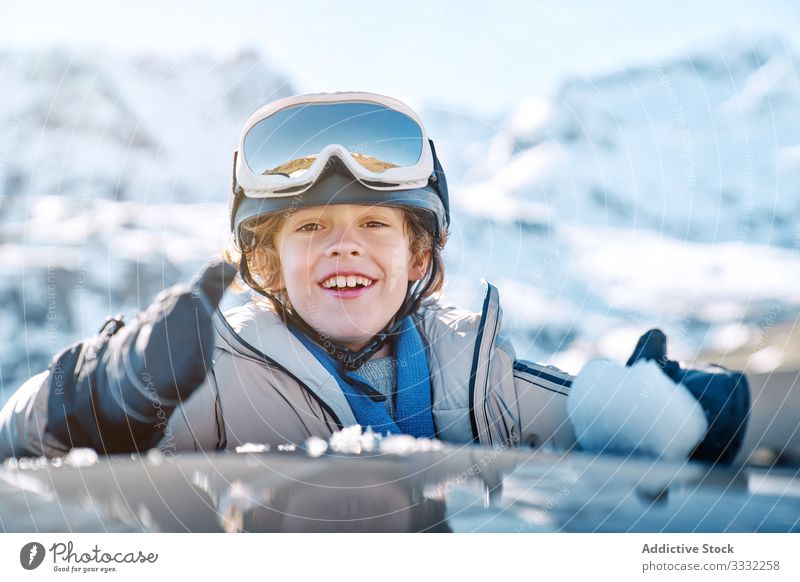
[409,250,431,282]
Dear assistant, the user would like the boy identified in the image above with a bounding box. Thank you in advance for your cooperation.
[0,92,742,461]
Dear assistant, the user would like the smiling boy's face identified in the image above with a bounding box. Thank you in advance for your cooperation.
[275,204,428,351]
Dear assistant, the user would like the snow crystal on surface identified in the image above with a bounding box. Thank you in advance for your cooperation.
[4,456,49,471]
[379,435,444,455]
[303,426,445,457]
[64,448,99,468]
[146,448,165,465]
[329,425,378,454]
[567,359,708,460]
[305,436,328,458]
[235,443,270,454]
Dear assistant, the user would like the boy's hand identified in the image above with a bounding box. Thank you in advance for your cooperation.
[626,329,749,464]
[191,259,238,308]
[46,260,238,454]
[567,328,749,463]
[567,354,708,461]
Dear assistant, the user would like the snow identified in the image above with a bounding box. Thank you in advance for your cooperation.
[303,425,445,457]
[708,323,754,352]
[329,425,377,454]
[507,96,554,137]
[146,448,166,465]
[748,346,786,374]
[443,37,800,372]
[305,436,328,458]
[379,434,444,455]
[3,447,98,470]
[567,359,708,460]
[63,448,99,468]
[235,443,270,454]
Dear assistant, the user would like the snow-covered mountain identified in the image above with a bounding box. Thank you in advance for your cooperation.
[445,36,800,372]
[0,47,293,212]
[460,36,800,245]
[0,47,295,394]
[417,104,502,184]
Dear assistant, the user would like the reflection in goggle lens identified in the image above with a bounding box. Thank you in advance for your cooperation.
[243,102,423,177]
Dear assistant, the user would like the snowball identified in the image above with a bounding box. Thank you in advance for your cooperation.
[567,359,708,460]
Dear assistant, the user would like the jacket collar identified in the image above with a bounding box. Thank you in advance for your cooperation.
[214,302,358,427]
[214,282,503,435]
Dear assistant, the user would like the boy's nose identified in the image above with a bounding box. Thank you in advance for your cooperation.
[325,227,363,257]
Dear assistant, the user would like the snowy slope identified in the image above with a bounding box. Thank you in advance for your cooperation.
[0,47,295,395]
[460,36,800,246]
[0,47,293,211]
[446,36,800,372]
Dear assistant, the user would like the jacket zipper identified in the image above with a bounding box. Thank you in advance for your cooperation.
[467,282,500,444]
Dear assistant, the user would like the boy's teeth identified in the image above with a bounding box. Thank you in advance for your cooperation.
[322,275,374,289]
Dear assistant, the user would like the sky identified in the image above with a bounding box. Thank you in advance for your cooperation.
[2,0,799,116]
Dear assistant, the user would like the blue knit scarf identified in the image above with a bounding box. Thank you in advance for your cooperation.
[291,317,435,438]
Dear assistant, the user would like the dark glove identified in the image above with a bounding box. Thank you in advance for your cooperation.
[626,329,750,464]
[46,260,237,454]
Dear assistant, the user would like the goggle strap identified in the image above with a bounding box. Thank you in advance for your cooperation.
[230,150,245,235]
[428,139,450,231]
[232,150,238,195]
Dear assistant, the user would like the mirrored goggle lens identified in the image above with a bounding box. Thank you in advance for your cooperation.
[243,102,423,177]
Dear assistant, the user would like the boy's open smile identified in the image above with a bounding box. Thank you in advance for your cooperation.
[276,204,427,351]
[318,271,377,298]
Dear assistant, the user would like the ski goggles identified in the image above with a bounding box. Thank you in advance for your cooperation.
[234,92,435,196]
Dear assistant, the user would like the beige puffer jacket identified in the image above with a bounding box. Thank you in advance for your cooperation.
[0,283,577,457]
